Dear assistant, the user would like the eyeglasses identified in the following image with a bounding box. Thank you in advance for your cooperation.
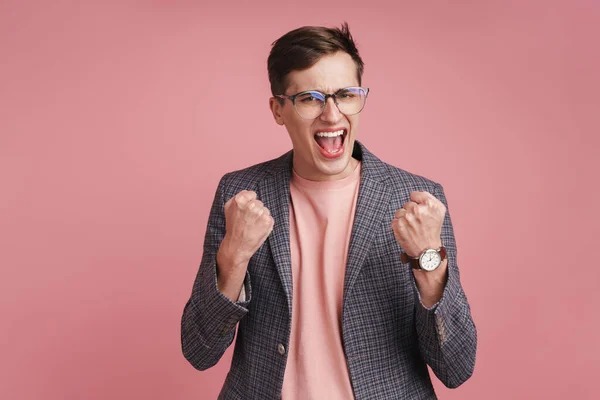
[275,86,370,120]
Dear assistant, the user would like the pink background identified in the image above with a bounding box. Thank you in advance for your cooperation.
[1,1,599,399]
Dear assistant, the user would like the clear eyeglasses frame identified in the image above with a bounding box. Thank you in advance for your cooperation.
[275,86,370,120]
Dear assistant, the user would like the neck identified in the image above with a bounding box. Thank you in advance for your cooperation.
[292,157,359,181]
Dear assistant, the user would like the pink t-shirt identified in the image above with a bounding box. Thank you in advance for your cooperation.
[281,162,362,400]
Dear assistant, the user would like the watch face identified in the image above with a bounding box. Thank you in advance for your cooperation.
[419,249,442,272]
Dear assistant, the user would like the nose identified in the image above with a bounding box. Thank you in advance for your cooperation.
[319,97,343,123]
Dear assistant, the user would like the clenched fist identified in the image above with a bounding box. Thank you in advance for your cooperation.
[391,191,448,307]
[216,190,274,300]
[391,191,445,258]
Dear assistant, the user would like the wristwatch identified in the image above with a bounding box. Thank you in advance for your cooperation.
[401,246,447,272]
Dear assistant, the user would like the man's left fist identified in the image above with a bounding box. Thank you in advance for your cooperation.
[391,191,446,258]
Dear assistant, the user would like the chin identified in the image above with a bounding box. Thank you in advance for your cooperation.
[314,152,353,177]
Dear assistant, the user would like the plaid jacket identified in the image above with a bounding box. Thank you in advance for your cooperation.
[181,141,477,399]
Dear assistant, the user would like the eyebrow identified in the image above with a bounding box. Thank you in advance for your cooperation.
[302,87,347,94]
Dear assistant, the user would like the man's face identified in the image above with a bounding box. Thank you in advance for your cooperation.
[269,52,362,181]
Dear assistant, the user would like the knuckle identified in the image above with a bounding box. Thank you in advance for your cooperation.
[261,215,275,231]
[261,213,272,223]
[236,190,257,202]
[235,193,249,206]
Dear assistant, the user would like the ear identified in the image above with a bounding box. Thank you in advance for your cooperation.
[269,97,285,126]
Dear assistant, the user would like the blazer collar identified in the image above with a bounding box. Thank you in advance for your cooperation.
[266,140,391,183]
[258,140,392,317]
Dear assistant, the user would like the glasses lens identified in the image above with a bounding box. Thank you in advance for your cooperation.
[336,87,367,116]
[291,87,368,119]
[294,91,325,119]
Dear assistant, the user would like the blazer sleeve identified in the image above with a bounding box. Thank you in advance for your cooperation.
[413,182,477,388]
[180,174,252,371]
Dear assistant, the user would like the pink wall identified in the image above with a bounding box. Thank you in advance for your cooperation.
[1,1,599,399]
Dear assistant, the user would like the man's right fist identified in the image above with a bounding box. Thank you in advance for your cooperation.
[217,190,274,274]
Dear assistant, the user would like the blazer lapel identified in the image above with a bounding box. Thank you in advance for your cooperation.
[258,151,294,316]
[256,142,390,316]
[343,142,391,300]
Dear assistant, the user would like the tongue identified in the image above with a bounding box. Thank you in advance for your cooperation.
[315,135,343,152]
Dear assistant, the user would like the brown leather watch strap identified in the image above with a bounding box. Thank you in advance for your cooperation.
[404,256,421,270]
[439,246,447,262]
[400,251,414,265]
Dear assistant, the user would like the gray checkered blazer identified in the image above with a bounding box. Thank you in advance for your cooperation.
[181,141,477,399]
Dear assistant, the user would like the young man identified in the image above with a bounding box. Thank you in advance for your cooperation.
[181,23,477,399]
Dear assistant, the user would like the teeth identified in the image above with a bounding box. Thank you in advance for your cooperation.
[316,129,344,138]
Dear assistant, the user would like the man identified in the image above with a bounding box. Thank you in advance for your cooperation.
[181,23,477,399]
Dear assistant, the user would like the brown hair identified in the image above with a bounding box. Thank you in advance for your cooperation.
[267,22,365,98]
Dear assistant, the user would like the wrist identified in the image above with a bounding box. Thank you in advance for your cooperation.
[406,240,443,258]
[217,236,251,268]
[413,259,448,306]
[216,253,249,282]
[215,258,248,301]
[216,238,250,301]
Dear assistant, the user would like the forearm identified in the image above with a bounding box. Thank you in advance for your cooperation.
[216,240,249,302]
[181,174,252,370]
[181,257,250,370]
[413,259,448,308]
[413,182,477,387]
[414,267,477,388]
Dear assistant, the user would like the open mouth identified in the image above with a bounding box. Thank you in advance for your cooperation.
[314,129,347,156]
